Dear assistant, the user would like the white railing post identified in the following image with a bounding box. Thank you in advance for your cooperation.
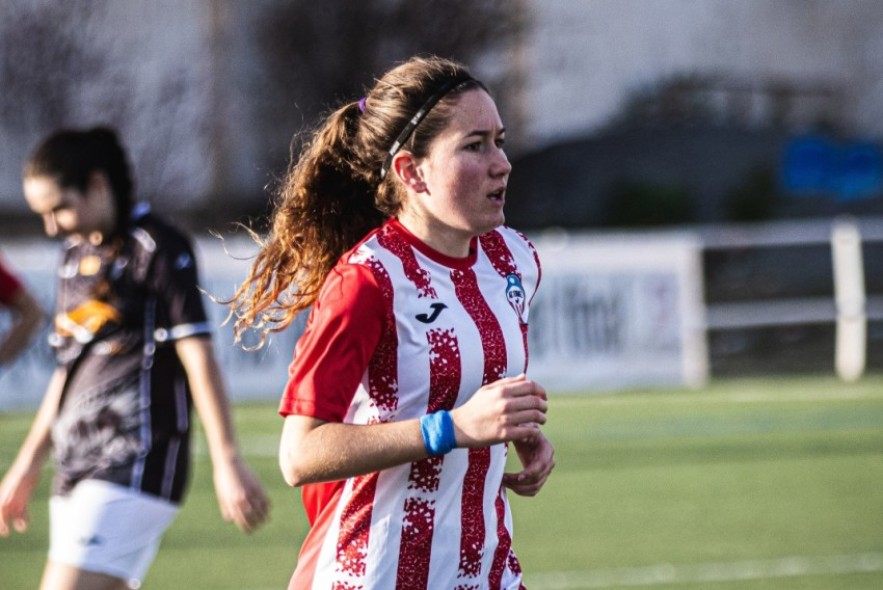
[831,217,867,382]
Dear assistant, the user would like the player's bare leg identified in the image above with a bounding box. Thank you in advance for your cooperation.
[39,561,131,590]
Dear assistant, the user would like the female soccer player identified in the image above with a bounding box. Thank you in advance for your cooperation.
[229,56,555,588]
[0,127,270,590]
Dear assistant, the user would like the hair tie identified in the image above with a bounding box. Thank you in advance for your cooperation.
[358,97,367,113]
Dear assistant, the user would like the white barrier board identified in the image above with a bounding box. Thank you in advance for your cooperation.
[1,231,708,410]
[527,231,708,392]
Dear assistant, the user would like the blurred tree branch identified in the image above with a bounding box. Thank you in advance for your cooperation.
[0,0,111,132]
[254,0,528,170]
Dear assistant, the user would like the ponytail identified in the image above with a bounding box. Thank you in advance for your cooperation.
[226,102,385,346]
[228,56,483,347]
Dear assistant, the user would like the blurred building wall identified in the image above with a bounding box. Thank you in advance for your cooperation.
[0,1,215,218]
[1,0,881,217]
[524,0,883,148]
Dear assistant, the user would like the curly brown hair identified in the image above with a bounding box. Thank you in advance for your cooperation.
[227,56,486,347]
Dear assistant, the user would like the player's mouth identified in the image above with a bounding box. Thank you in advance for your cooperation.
[487,187,506,203]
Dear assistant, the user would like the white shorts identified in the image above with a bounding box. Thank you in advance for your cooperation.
[49,480,180,589]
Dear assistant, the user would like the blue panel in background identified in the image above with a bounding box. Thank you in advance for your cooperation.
[782,135,883,202]
[836,142,883,201]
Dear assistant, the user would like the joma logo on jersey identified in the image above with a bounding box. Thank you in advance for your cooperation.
[416,302,447,324]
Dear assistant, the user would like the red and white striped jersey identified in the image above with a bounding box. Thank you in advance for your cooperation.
[279,219,541,590]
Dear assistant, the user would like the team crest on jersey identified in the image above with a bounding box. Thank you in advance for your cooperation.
[505,273,527,324]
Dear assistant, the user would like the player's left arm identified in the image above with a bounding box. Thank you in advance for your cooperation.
[175,335,270,532]
[149,229,269,532]
[501,230,551,496]
[502,429,556,497]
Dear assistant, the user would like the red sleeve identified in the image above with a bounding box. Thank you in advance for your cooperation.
[279,263,384,422]
[0,258,23,306]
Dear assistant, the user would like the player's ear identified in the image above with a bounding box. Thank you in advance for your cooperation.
[391,152,427,194]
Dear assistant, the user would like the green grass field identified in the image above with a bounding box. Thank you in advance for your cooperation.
[2,376,882,589]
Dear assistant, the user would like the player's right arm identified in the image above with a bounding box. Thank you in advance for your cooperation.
[0,367,65,537]
[279,374,547,487]
[278,263,548,487]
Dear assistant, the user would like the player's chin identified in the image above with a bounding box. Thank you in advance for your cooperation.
[490,209,505,228]
[474,206,505,232]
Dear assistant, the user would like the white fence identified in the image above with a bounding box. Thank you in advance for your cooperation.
[698,216,883,381]
[1,217,879,409]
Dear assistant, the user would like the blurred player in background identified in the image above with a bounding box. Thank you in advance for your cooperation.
[0,127,270,590]
[0,253,44,370]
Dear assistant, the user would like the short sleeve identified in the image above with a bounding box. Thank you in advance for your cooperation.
[279,263,384,423]
[148,233,210,340]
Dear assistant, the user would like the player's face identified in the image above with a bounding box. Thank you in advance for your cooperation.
[23,174,116,241]
[407,89,511,255]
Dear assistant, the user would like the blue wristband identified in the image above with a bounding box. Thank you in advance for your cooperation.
[420,410,457,456]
